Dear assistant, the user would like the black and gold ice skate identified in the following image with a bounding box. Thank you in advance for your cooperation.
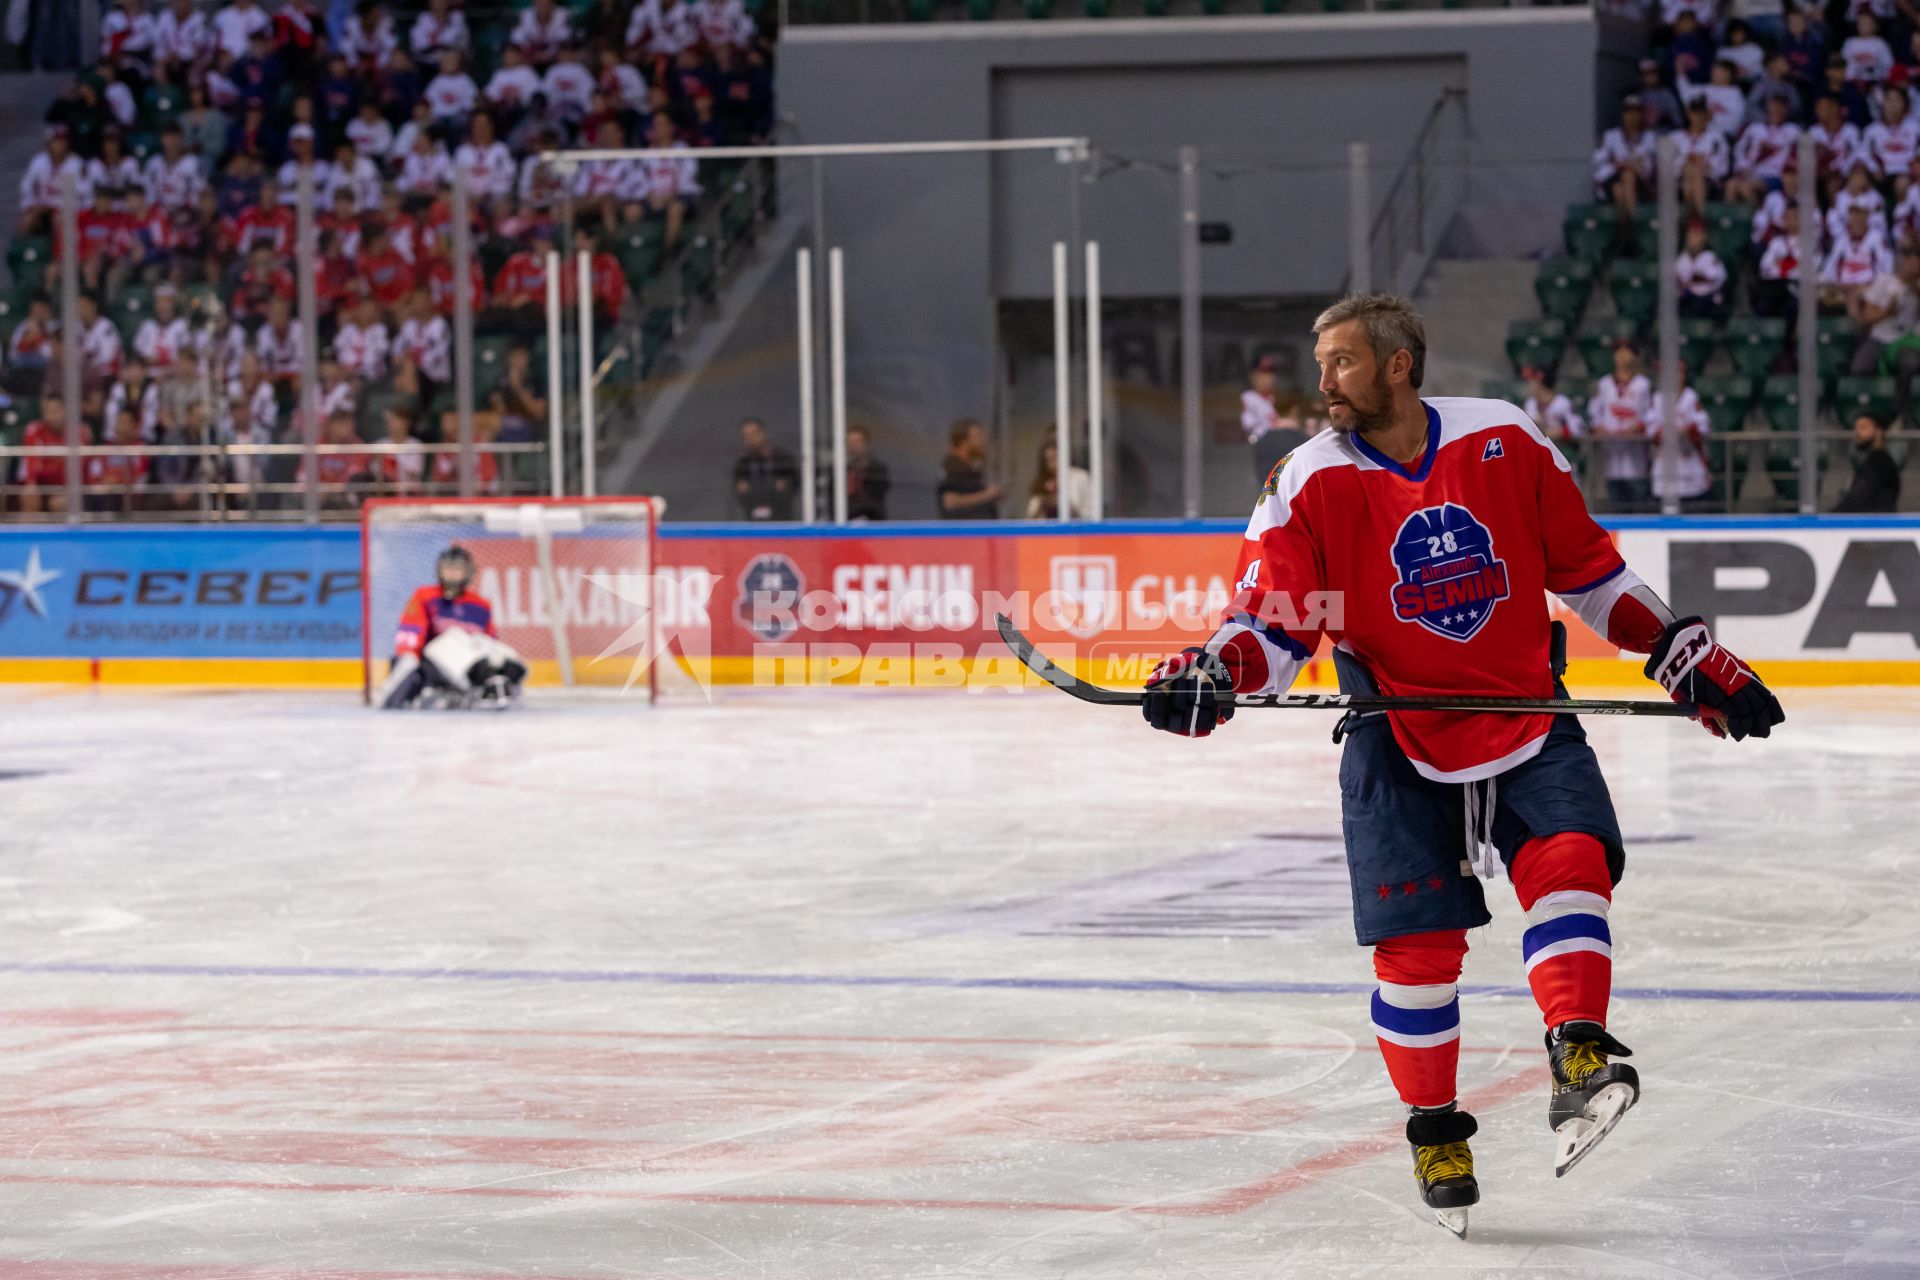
[1407,1106,1479,1237]
[1547,1020,1640,1177]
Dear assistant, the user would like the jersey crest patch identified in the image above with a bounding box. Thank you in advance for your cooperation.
[1260,453,1292,498]
[1388,502,1511,642]
[1482,437,1504,461]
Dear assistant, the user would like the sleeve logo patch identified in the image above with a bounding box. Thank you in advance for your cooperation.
[1482,437,1505,461]
[1260,452,1293,498]
[1388,503,1511,642]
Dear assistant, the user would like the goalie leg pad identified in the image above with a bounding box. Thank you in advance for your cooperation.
[377,653,426,709]
[422,628,491,693]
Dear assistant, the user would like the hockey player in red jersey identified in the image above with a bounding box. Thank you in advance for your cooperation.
[1142,294,1783,1235]
[377,545,528,710]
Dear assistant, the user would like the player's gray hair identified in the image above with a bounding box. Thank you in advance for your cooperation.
[1312,293,1427,389]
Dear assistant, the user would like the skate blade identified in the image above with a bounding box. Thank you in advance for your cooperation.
[1554,1081,1635,1177]
[1433,1207,1469,1237]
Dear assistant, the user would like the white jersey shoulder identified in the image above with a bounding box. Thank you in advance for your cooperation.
[1426,396,1574,474]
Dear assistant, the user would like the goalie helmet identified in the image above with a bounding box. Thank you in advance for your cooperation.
[437,545,476,598]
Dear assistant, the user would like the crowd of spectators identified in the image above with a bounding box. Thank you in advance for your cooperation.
[6,0,775,513]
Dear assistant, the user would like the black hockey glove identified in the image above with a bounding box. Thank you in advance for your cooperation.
[1645,615,1785,741]
[1142,646,1236,738]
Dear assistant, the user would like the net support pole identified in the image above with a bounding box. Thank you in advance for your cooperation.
[577,251,596,499]
[451,169,476,497]
[1656,134,1681,518]
[545,251,565,497]
[1796,131,1819,515]
[296,165,321,525]
[1178,145,1202,520]
[796,247,816,524]
[1085,239,1104,522]
[1052,240,1071,522]
[828,246,848,525]
[57,170,80,524]
[1348,142,1371,294]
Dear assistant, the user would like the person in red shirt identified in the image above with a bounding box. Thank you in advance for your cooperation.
[1142,293,1783,1232]
[84,406,151,513]
[424,250,487,316]
[486,230,552,334]
[296,408,371,508]
[357,223,417,312]
[14,393,89,514]
[569,227,627,326]
[68,184,128,293]
[377,544,526,709]
[233,245,296,321]
[233,182,296,257]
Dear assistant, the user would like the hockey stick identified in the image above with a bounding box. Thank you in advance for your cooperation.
[994,614,1694,717]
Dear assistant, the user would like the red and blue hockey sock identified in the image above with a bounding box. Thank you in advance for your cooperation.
[1370,929,1469,1109]
[1511,832,1614,1029]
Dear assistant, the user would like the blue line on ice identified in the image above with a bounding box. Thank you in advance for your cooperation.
[0,960,1912,1003]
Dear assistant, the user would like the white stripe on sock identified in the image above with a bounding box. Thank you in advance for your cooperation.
[1523,936,1613,974]
[1373,1023,1463,1049]
[1376,981,1457,1010]
[1525,889,1611,928]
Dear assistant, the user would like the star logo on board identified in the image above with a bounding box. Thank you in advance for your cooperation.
[0,547,61,625]
[583,569,717,699]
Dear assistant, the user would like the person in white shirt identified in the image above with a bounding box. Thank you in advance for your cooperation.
[142,125,204,212]
[1822,203,1894,305]
[1717,19,1767,83]
[510,0,572,67]
[1828,160,1891,241]
[1847,248,1920,419]
[689,0,755,49]
[541,48,596,121]
[19,127,84,233]
[76,293,124,383]
[1861,84,1920,175]
[373,403,425,495]
[212,0,270,61]
[1809,92,1864,194]
[316,351,358,423]
[252,296,303,385]
[398,130,453,198]
[1676,220,1730,318]
[334,297,392,383]
[1592,97,1657,238]
[1677,100,1731,216]
[346,102,395,162]
[485,45,543,119]
[1678,60,1749,139]
[325,141,382,211]
[225,351,279,441]
[425,48,479,127]
[1648,366,1714,505]
[410,0,469,61]
[1585,341,1654,509]
[596,47,647,114]
[1843,12,1894,89]
[153,0,213,74]
[452,112,516,200]
[1727,94,1802,203]
[100,0,157,73]
[341,1,399,73]
[275,125,335,199]
[196,310,250,384]
[1522,367,1584,445]
[1749,163,1808,249]
[105,358,161,442]
[1240,355,1306,484]
[640,112,701,246]
[518,140,570,210]
[133,286,192,375]
[626,0,695,59]
[84,131,143,206]
[394,289,453,386]
[388,99,436,166]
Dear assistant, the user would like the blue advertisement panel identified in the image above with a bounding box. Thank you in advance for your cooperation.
[0,527,361,659]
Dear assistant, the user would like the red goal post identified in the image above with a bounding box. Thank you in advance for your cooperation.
[360,496,668,704]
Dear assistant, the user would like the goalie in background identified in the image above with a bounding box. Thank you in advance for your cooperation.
[377,546,529,710]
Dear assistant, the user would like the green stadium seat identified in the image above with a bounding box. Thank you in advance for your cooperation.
[1630,207,1662,260]
[680,235,716,300]
[1608,258,1660,327]
[1723,316,1787,381]
[1533,257,1594,327]
[1200,0,1226,12]
[1481,377,1529,403]
[1576,317,1641,376]
[718,179,757,245]
[1678,317,1719,374]
[1023,0,1051,16]
[1693,375,1753,434]
[1563,203,1618,263]
[1505,318,1567,375]
[1702,201,1752,269]
[1761,375,1807,435]
[907,0,936,14]
[967,0,996,18]
[1834,375,1899,424]
[1814,315,1860,382]
[112,285,154,340]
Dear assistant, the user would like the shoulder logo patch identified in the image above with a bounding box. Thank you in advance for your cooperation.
[1260,452,1293,498]
[1482,437,1505,461]
[1388,503,1510,642]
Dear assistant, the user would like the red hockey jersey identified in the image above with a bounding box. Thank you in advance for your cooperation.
[1218,398,1639,782]
[395,585,497,658]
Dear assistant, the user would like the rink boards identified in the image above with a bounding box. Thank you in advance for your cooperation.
[1,516,1918,689]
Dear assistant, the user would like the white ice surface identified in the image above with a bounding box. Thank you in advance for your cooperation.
[0,684,1916,1278]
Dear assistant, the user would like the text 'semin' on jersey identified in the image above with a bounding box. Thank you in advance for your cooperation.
[1388,502,1511,643]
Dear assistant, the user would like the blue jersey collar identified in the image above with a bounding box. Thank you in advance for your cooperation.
[1350,401,1440,481]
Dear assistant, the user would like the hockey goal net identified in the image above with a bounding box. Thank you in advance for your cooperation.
[361,497,678,704]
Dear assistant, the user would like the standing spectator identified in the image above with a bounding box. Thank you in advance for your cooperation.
[844,424,889,521]
[1585,341,1654,510]
[1833,411,1901,511]
[213,0,272,62]
[1676,219,1730,318]
[1026,438,1091,520]
[1677,99,1731,216]
[511,0,573,68]
[1648,363,1714,507]
[1521,366,1584,444]
[1850,247,1920,418]
[1593,97,1656,251]
[937,418,1002,519]
[732,417,796,520]
[409,0,468,62]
